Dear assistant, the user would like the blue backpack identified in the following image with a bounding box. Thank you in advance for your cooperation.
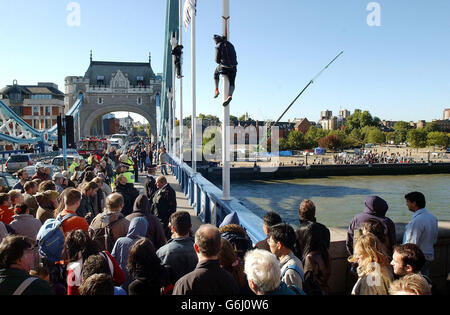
[36,213,75,263]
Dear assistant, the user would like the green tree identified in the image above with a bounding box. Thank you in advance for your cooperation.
[407,129,427,148]
[305,126,329,148]
[287,130,306,150]
[427,131,448,147]
[367,128,385,144]
[423,122,439,133]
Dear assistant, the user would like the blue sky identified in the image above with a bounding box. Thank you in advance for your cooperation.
[1,0,449,124]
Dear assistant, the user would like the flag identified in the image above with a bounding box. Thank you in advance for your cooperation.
[183,0,197,30]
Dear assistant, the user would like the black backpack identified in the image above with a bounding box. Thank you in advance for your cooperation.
[89,218,123,252]
[302,270,325,296]
[220,41,238,67]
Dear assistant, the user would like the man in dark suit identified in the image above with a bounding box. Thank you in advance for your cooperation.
[151,176,177,238]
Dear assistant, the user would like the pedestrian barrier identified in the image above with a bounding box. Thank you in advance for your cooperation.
[166,154,265,245]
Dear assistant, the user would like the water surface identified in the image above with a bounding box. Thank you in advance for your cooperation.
[216,174,450,228]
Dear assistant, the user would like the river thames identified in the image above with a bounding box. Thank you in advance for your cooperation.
[218,174,450,228]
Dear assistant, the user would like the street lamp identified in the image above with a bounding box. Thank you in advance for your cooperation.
[167,88,173,154]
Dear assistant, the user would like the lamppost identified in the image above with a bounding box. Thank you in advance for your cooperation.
[167,88,173,155]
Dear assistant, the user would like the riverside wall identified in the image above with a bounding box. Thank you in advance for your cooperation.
[198,163,450,181]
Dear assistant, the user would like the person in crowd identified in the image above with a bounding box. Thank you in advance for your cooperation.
[38,180,56,193]
[8,189,23,209]
[63,229,124,295]
[361,218,391,257]
[69,157,80,175]
[89,193,130,253]
[388,273,432,295]
[81,254,127,295]
[346,195,396,256]
[0,222,8,244]
[403,191,438,277]
[13,169,28,193]
[9,205,42,241]
[29,260,66,295]
[0,193,14,225]
[58,188,89,235]
[156,211,197,282]
[0,235,54,295]
[126,195,166,250]
[295,218,331,294]
[52,173,65,194]
[96,174,112,197]
[219,238,254,295]
[151,176,176,239]
[79,273,114,296]
[218,212,253,261]
[144,165,158,204]
[294,200,330,260]
[76,181,99,224]
[35,190,59,224]
[158,148,168,176]
[390,243,432,286]
[61,171,76,188]
[173,224,240,295]
[63,229,101,295]
[244,249,297,295]
[23,181,39,217]
[111,217,149,292]
[268,223,304,291]
[348,233,394,295]
[255,211,282,251]
[127,238,171,295]
[32,163,50,182]
[92,177,106,212]
[113,175,139,217]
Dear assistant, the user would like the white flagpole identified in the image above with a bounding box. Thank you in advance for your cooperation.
[171,34,177,158]
[179,0,184,164]
[222,0,230,200]
[191,4,197,173]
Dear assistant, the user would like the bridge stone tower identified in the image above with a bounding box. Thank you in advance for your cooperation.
[65,54,161,140]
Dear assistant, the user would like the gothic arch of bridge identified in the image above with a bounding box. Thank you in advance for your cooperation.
[80,104,156,138]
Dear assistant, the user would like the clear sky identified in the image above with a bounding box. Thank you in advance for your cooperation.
[1,0,449,124]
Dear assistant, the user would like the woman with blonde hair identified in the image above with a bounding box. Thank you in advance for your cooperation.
[348,233,394,295]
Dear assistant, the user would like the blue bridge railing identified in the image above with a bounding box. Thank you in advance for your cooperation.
[166,154,266,245]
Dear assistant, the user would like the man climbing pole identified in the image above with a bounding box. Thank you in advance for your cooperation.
[213,34,238,106]
[172,44,184,79]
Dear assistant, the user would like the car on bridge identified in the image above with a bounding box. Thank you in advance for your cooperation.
[5,154,34,174]
[51,153,83,171]
[23,164,60,178]
[0,172,19,191]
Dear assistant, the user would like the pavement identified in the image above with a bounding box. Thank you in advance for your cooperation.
[134,169,204,235]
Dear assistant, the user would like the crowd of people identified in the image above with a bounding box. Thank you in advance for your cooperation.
[0,135,441,296]
[334,150,418,165]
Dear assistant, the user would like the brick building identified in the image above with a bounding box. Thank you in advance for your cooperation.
[0,81,65,130]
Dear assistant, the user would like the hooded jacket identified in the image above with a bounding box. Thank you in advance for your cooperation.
[346,196,396,255]
[125,195,166,250]
[219,223,253,261]
[111,217,149,292]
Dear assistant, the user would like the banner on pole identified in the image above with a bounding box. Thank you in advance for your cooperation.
[183,0,197,30]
